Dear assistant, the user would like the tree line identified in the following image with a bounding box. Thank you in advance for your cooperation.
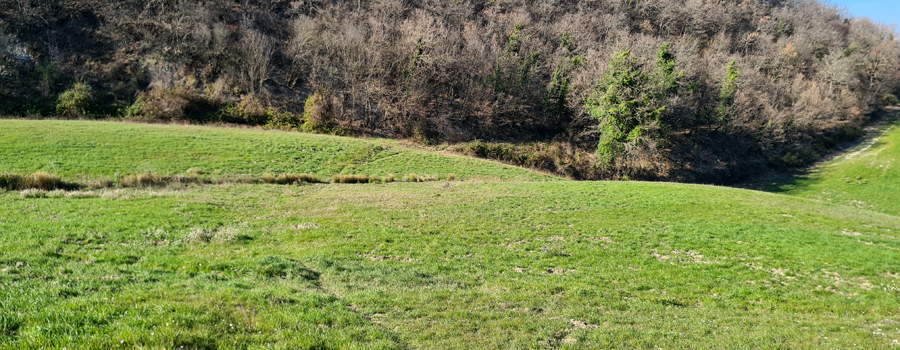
[1,0,898,181]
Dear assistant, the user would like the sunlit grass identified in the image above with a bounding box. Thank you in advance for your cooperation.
[2,120,899,349]
[2,182,899,349]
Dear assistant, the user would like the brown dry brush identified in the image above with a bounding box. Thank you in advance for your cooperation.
[0,171,449,192]
[0,172,76,191]
[1,0,899,182]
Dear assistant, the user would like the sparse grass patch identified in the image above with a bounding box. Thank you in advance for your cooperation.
[403,173,420,182]
[183,223,249,244]
[255,256,319,281]
[402,173,440,182]
[261,173,277,184]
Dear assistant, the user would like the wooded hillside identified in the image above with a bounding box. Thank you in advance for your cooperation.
[1,0,898,181]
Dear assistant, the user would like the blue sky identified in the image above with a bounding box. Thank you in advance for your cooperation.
[826,0,900,25]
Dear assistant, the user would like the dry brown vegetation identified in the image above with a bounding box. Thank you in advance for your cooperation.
[0,171,446,192]
[0,172,74,191]
[1,0,898,181]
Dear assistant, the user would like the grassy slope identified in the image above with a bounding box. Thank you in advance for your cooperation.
[0,120,554,181]
[1,120,900,349]
[772,117,900,216]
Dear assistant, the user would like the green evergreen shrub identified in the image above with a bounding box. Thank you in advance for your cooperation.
[56,83,94,118]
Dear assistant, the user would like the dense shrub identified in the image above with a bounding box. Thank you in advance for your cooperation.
[301,92,334,133]
[219,97,269,125]
[56,83,94,118]
[265,109,302,130]
[127,89,219,123]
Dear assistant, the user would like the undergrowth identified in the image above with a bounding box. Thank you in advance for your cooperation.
[452,141,602,180]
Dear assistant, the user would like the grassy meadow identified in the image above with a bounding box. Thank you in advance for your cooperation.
[1,120,900,349]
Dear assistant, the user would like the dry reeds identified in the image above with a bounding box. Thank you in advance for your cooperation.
[261,173,277,184]
[2,169,445,195]
[403,173,438,182]
[120,173,161,187]
[1,172,74,191]
[31,172,62,190]
[276,173,322,184]
[262,173,322,184]
[119,173,209,188]
[331,174,372,184]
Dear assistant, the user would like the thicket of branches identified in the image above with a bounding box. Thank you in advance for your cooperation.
[1,0,898,181]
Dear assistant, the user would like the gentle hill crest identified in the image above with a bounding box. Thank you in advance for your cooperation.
[0,120,557,182]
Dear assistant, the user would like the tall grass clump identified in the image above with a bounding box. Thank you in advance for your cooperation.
[120,173,162,187]
[332,174,372,184]
[119,173,209,188]
[1,172,74,191]
[276,173,322,185]
[0,173,25,190]
[261,173,277,184]
[31,172,63,190]
[403,173,438,182]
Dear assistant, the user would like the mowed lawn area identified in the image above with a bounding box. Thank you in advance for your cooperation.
[1,120,899,349]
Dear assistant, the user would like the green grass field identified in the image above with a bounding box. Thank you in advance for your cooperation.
[772,117,900,216]
[2,120,899,349]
